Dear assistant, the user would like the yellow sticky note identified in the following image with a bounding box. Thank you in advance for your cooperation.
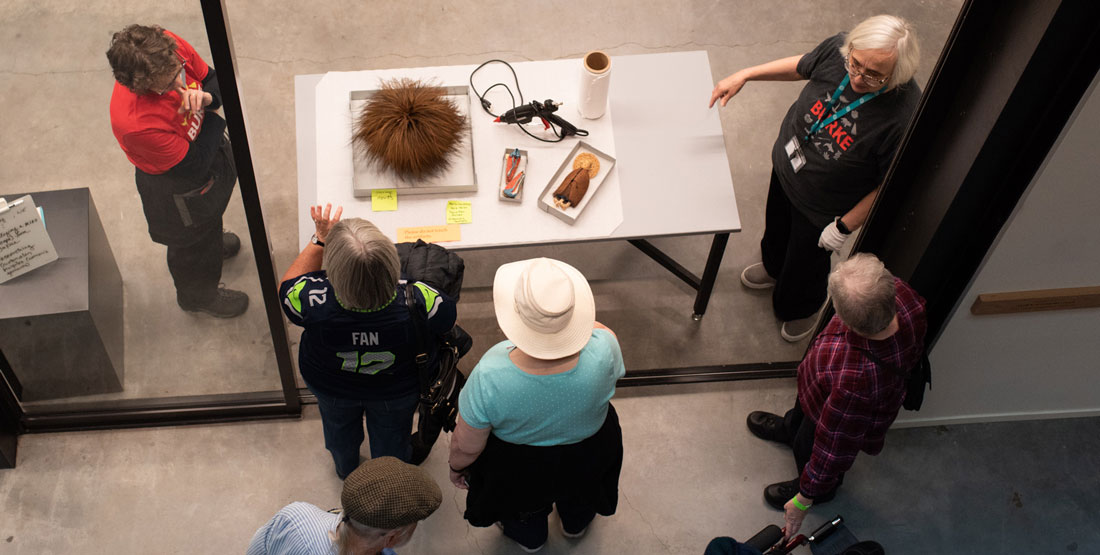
[446,201,473,224]
[396,224,462,243]
[371,189,397,211]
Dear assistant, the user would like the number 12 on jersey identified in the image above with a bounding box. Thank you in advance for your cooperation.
[335,351,396,375]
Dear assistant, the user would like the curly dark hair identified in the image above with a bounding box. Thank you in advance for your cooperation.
[352,79,467,182]
[106,24,179,93]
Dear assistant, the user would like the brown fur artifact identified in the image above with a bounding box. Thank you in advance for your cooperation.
[353,78,467,182]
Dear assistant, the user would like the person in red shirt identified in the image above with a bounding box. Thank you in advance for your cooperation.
[745,253,927,539]
[107,24,247,318]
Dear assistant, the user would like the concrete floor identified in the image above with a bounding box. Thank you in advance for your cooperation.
[19,1,1096,553]
[2,1,958,406]
[2,380,1098,553]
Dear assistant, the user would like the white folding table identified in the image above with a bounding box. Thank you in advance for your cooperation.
[294,51,740,318]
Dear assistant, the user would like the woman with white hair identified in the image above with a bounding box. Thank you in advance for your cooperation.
[448,258,625,553]
[279,204,457,479]
[709,14,922,342]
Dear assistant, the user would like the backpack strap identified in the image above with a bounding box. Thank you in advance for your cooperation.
[404,282,435,397]
[851,346,908,379]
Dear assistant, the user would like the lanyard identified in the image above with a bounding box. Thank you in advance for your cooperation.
[803,74,881,141]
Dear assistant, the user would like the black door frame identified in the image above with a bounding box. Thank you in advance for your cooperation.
[0,349,21,468]
[854,0,1100,346]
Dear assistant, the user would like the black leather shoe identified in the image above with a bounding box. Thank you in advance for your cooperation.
[179,286,249,318]
[763,478,836,510]
[222,231,241,259]
[747,411,788,443]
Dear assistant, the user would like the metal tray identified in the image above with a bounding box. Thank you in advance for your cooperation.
[349,85,476,197]
[537,141,616,224]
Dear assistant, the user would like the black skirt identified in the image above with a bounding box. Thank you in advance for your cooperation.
[463,403,623,527]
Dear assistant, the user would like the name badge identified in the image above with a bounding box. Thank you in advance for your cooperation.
[785,137,806,173]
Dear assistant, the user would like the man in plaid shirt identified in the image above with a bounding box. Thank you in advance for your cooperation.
[746,253,927,538]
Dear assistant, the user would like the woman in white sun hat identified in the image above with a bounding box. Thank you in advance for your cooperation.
[448,257,625,553]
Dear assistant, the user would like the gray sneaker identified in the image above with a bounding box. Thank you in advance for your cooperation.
[179,286,249,318]
[780,314,818,342]
[740,262,777,289]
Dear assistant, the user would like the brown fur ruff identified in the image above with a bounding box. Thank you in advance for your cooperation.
[352,78,467,182]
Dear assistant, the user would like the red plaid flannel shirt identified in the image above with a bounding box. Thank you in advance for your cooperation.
[797,278,927,498]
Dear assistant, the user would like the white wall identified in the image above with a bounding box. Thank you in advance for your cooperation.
[896,71,1100,427]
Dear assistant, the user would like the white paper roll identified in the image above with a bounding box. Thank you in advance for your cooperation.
[578,51,611,120]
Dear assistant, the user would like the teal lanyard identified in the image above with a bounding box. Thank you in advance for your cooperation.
[802,74,881,141]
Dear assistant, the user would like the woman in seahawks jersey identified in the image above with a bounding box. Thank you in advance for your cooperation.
[279,204,457,479]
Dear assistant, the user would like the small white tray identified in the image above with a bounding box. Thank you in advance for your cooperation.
[498,148,528,202]
[537,141,616,225]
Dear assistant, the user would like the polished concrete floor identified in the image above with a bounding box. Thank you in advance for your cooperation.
[2,1,959,406]
[17,0,1089,553]
[2,380,1098,553]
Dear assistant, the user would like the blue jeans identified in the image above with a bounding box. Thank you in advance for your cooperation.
[309,386,419,479]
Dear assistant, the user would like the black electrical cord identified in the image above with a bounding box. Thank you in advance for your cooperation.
[469,59,587,143]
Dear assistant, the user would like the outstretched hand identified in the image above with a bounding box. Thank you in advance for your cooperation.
[709,72,747,108]
[311,203,343,243]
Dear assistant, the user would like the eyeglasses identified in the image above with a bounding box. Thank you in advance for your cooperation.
[154,61,186,95]
[844,55,889,86]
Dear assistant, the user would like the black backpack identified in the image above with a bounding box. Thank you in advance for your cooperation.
[853,346,932,411]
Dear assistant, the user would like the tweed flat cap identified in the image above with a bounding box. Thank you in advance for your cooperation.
[341,456,442,529]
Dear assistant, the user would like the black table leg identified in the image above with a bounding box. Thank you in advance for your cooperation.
[692,233,730,320]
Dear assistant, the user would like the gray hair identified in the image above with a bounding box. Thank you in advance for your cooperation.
[828,253,897,336]
[840,14,921,91]
[322,218,400,310]
[330,515,413,555]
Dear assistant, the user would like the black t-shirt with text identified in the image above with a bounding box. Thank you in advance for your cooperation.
[771,33,921,228]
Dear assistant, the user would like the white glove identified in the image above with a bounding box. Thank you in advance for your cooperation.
[817,218,850,253]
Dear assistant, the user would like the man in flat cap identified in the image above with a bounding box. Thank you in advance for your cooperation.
[247,456,442,555]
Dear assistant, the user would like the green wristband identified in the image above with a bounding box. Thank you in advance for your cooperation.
[790,496,810,511]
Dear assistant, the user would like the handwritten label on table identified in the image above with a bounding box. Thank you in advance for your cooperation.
[371,189,398,211]
[396,224,461,243]
[0,195,59,284]
[446,201,472,224]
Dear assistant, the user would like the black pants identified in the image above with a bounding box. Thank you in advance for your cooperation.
[167,221,223,308]
[501,497,597,550]
[760,170,832,321]
[782,400,843,493]
[139,138,236,309]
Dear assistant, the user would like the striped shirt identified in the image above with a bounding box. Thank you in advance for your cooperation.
[246,502,398,555]
[797,278,927,498]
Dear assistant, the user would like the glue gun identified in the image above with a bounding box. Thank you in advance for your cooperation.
[494,99,582,137]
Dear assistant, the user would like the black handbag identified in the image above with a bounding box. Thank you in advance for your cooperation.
[405,282,472,464]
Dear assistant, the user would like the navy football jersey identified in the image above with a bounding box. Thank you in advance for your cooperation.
[280,271,456,400]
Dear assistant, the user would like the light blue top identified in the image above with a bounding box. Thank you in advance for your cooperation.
[458,329,625,446]
[246,502,397,555]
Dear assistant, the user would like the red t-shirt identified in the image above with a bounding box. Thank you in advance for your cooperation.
[109,30,210,175]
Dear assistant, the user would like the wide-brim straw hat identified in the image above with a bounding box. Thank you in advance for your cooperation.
[493,258,595,360]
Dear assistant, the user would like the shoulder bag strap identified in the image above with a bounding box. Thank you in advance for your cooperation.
[404,283,434,394]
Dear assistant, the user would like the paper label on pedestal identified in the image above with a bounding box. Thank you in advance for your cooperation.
[0,195,59,284]
[396,224,461,243]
